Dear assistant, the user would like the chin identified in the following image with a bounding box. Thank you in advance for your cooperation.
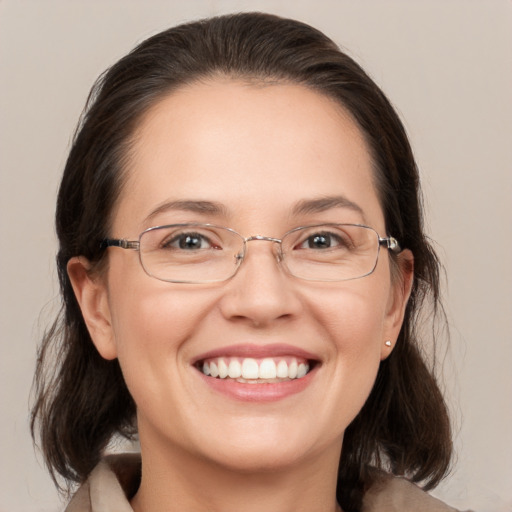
[205,441,316,475]
[186,414,342,474]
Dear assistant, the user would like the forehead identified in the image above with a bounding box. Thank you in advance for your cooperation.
[114,79,383,234]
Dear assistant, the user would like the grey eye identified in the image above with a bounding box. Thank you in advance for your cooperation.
[298,232,343,250]
[164,232,212,250]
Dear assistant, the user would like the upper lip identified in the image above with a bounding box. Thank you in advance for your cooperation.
[192,343,320,364]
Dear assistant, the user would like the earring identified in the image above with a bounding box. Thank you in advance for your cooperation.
[385,340,392,347]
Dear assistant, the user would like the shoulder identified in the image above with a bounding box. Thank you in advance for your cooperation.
[65,453,140,512]
[65,455,463,512]
[362,474,460,512]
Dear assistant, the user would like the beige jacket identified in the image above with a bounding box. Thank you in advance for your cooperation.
[65,454,460,512]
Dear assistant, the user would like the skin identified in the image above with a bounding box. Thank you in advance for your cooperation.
[68,79,413,512]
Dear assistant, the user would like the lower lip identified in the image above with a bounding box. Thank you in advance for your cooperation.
[196,367,317,402]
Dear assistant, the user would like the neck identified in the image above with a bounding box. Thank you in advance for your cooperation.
[130,434,343,512]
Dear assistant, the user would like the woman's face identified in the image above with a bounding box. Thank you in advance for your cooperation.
[73,79,411,473]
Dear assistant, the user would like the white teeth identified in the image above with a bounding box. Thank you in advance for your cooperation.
[276,360,288,378]
[288,360,298,379]
[200,356,311,381]
[228,359,242,379]
[210,361,219,378]
[259,358,277,379]
[218,358,228,379]
[241,358,259,379]
[297,363,308,379]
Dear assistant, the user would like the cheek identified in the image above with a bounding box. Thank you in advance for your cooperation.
[312,278,390,349]
[324,298,385,391]
[110,287,207,358]
[309,279,390,389]
[105,257,213,388]
[106,284,223,434]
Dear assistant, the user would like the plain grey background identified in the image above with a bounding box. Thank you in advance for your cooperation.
[1,1,511,511]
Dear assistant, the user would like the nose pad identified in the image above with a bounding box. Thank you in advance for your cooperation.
[275,246,284,264]
[232,237,284,276]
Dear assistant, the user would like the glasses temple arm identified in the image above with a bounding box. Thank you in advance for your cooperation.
[100,239,140,250]
[379,236,401,253]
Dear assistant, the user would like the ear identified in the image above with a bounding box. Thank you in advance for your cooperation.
[67,256,118,360]
[381,249,414,360]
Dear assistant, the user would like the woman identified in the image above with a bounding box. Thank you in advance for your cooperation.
[31,12,458,512]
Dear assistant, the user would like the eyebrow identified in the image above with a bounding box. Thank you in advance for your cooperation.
[144,199,229,223]
[292,196,365,218]
[144,195,365,225]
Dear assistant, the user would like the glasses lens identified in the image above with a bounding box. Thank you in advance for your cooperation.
[281,224,380,281]
[139,224,244,283]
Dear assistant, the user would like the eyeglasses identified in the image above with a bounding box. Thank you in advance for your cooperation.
[100,223,401,284]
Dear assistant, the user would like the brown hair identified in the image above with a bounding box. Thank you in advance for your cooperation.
[31,12,451,511]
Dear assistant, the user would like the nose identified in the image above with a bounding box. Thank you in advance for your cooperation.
[219,238,302,328]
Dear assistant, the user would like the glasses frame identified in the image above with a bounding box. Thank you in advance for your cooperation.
[100,223,401,284]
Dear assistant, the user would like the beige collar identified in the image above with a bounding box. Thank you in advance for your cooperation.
[66,453,461,512]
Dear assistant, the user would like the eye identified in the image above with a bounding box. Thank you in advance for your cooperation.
[297,231,346,250]
[163,232,216,251]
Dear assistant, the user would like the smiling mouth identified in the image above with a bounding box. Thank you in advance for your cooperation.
[197,356,314,383]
